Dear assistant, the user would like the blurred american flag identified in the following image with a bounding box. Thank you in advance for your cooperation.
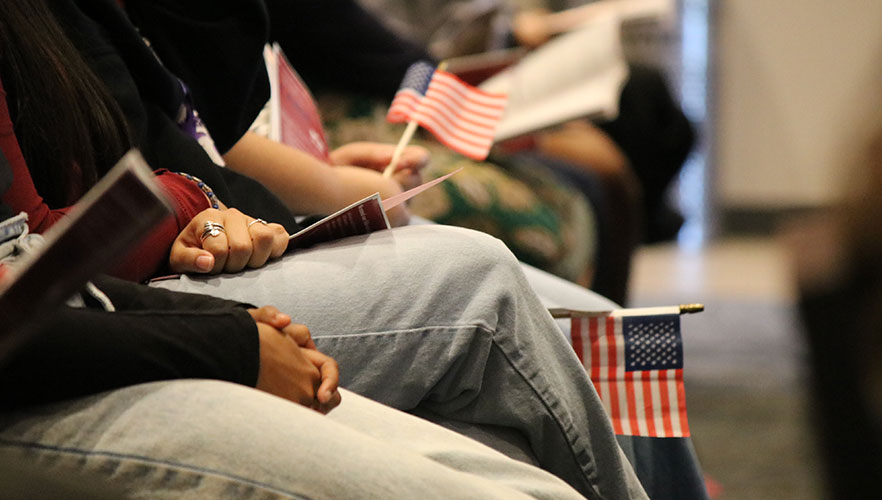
[387,61,507,160]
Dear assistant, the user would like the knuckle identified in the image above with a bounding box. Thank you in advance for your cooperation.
[298,394,314,408]
[205,244,227,257]
[246,259,266,269]
[228,241,251,258]
[250,229,274,246]
[209,248,230,262]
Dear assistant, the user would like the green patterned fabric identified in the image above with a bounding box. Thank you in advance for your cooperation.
[321,98,597,285]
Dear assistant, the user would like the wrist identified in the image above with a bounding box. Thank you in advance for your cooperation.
[174,172,222,209]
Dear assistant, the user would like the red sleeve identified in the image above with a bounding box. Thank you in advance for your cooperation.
[111,171,209,282]
[0,80,70,232]
[1,76,209,282]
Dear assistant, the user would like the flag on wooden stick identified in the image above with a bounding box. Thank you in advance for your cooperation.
[387,61,507,161]
[569,306,690,438]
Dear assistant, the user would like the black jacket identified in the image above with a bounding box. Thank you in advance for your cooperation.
[0,275,259,409]
[48,0,300,234]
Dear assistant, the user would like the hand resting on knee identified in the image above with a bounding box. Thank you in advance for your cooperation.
[249,305,342,414]
[169,207,289,274]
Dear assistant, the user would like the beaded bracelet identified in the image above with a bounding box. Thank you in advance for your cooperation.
[175,172,221,210]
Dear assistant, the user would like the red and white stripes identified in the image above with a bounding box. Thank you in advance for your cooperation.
[570,314,690,438]
[387,69,507,160]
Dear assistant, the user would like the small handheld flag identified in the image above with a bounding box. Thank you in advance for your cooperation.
[567,306,691,438]
[386,61,507,166]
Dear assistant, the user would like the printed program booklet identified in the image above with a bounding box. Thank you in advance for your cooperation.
[264,43,331,162]
[288,169,460,252]
[478,11,629,142]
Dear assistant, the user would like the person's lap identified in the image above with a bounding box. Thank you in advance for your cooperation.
[0,381,585,499]
[149,224,645,500]
[149,223,706,500]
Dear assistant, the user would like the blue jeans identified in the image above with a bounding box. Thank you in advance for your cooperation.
[150,225,646,500]
[0,382,589,499]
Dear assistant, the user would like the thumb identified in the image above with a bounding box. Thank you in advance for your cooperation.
[169,244,215,273]
[249,306,291,329]
[399,147,430,171]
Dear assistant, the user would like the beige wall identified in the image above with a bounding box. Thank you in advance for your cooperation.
[714,0,882,209]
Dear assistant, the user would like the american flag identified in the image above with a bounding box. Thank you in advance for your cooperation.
[570,308,690,438]
[387,61,507,161]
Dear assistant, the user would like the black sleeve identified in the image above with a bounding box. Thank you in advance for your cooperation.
[0,277,260,409]
[90,274,256,312]
[121,0,272,154]
[266,0,433,100]
[52,0,300,233]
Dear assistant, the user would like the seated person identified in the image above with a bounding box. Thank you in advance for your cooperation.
[0,1,646,497]
[121,0,605,290]
[0,203,589,500]
[252,0,642,302]
[126,6,707,498]
[358,0,696,244]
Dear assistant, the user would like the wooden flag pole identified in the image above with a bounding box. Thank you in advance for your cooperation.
[548,304,705,319]
[679,303,705,314]
[383,61,448,178]
[383,120,420,178]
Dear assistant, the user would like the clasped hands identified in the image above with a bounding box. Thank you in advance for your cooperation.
[169,215,340,414]
[249,305,341,414]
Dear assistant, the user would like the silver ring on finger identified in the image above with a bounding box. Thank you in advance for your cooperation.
[247,218,270,228]
[200,221,226,241]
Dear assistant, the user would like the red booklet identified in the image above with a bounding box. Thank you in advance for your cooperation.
[287,169,460,252]
[265,43,330,162]
[288,193,390,251]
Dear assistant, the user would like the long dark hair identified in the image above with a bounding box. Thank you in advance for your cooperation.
[0,0,131,207]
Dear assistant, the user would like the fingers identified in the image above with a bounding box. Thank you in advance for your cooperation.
[397,146,430,172]
[200,227,230,274]
[313,389,342,415]
[393,167,423,191]
[330,142,430,173]
[246,221,289,268]
[302,349,340,412]
[169,208,229,274]
[282,322,316,350]
[254,323,321,408]
[250,305,315,349]
[249,306,313,348]
[329,142,388,169]
[223,211,253,272]
[169,207,288,274]
[246,221,274,269]
[247,306,291,329]
[169,233,217,274]
[269,223,289,258]
[254,319,336,413]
